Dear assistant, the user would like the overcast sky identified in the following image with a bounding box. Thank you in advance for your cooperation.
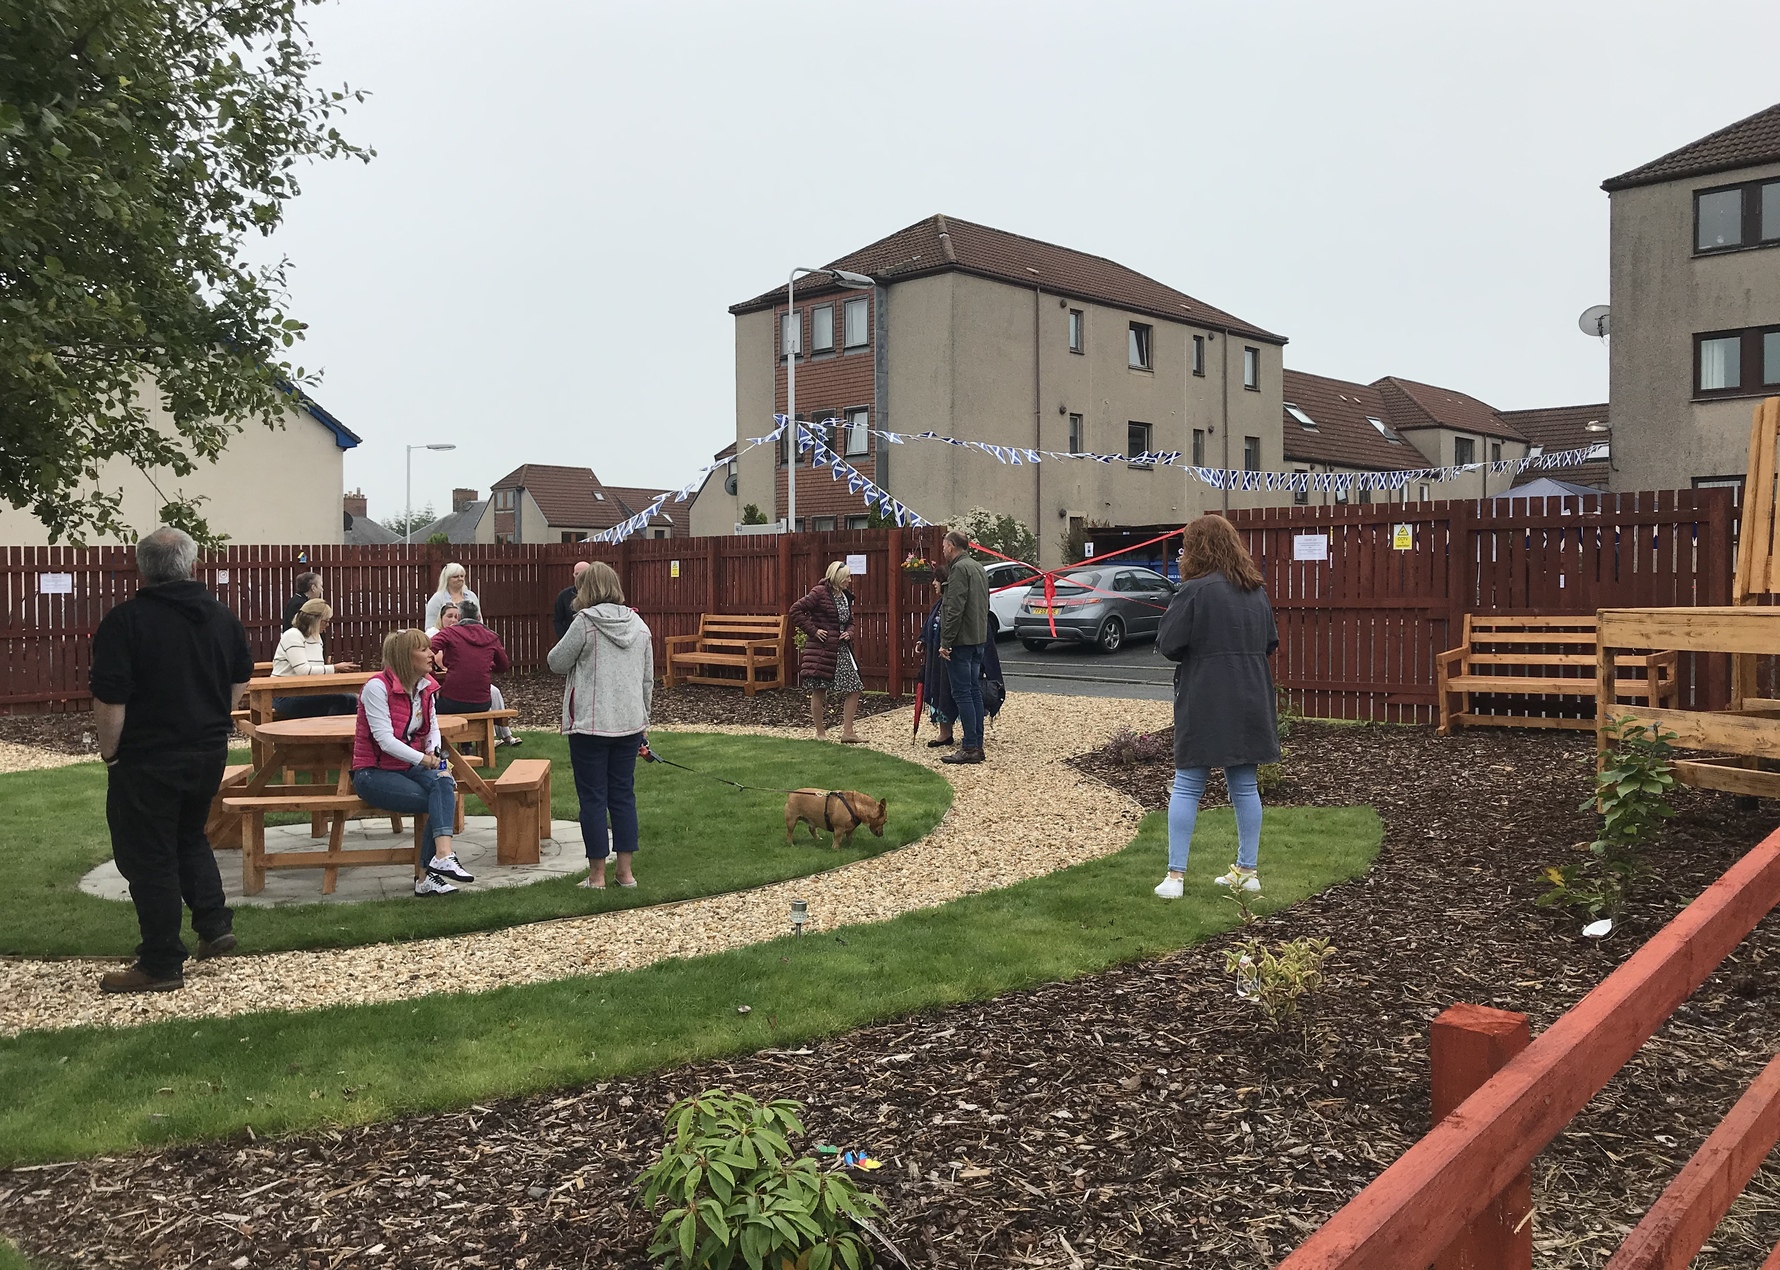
[261,0,1780,526]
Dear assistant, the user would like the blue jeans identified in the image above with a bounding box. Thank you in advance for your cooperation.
[945,643,986,750]
[1167,766,1262,873]
[351,764,456,868]
[273,693,358,718]
[569,733,641,861]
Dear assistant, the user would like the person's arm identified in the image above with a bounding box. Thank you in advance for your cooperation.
[89,609,133,762]
[362,678,428,766]
[1156,586,1194,663]
[423,693,442,758]
[546,612,587,675]
[94,701,126,764]
[424,592,443,632]
[642,638,655,716]
[492,638,511,676]
[939,575,966,648]
[1264,595,1280,657]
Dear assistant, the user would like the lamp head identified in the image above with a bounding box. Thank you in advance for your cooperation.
[427,443,457,451]
[826,269,875,289]
[1583,420,1609,433]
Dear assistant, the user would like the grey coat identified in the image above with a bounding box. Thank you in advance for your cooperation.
[1156,572,1281,770]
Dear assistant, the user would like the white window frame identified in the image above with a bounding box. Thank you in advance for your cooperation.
[1242,346,1260,390]
[811,305,835,353]
[1128,323,1153,371]
[843,297,869,349]
[844,407,870,457]
[1068,309,1085,354]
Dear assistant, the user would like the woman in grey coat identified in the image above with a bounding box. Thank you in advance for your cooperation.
[1152,514,1279,899]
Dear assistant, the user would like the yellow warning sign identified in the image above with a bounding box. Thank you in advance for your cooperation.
[670,560,681,578]
[1392,524,1413,551]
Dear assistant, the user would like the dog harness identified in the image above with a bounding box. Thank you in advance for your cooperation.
[822,791,872,831]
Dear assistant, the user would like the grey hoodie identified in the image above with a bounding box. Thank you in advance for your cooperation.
[546,603,654,737]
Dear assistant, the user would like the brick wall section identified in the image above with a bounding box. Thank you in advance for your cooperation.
[774,298,878,523]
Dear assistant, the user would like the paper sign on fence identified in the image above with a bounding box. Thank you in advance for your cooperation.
[670,560,680,579]
[845,553,867,575]
[216,571,229,585]
[1293,534,1329,562]
[38,573,73,595]
[1392,524,1413,551]
[1083,542,1096,558]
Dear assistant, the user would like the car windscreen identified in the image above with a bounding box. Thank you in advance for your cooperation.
[1047,570,1103,595]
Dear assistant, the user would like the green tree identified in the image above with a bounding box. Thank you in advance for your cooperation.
[952,507,1037,565]
[0,0,371,544]
[740,502,768,525]
[385,502,436,538]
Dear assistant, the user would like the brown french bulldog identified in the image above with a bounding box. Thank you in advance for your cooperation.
[784,788,888,849]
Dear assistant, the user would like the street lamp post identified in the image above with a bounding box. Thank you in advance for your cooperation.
[785,267,874,533]
[405,443,457,544]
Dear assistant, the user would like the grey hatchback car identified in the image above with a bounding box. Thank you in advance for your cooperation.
[1013,566,1177,653]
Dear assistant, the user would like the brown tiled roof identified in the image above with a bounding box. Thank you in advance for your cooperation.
[490,463,624,529]
[603,486,677,527]
[1603,101,1780,191]
[1374,377,1529,442]
[1280,371,1419,470]
[730,214,1286,345]
[1494,403,1610,487]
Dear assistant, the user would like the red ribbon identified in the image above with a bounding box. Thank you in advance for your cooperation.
[966,528,1185,638]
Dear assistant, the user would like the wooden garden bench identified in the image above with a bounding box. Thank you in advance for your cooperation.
[443,707,520,769]
[664,614,790,696]
[490,758,552,866]
[1437,614,1677,735]
[222,792,456,895]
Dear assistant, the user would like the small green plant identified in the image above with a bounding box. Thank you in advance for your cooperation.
[1537,716,1677,919]
[741,503,769,526]
[1275,686,1300,741]
[1224,936,1334,1025]
[1101,726,1170,767]
[1256,762,1285,797]
[635,1090,885,1270]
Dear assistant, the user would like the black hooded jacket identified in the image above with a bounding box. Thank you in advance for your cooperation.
[90,580,254,758]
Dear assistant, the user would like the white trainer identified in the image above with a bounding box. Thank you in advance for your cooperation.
[414,874,458,897]
[1153,875,1184,900]
[1215,865,1261,892]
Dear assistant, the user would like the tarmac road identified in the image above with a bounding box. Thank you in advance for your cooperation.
[995,634,1174,701]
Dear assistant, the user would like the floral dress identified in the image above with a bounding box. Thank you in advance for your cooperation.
[812,590,864,694]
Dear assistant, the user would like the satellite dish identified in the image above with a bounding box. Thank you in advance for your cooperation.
[1578,305,1611,338]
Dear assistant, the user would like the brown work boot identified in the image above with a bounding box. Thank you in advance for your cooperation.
[941,747,985,765]
[98,965,184,994]
[195,932,238,960]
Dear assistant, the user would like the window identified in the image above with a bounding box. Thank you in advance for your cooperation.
[1696,326,1780,395]
[1454,437,1475,466]
[1192,335,1206,377]
[1367,416,1404,444]
[1068,309,1084,354]
[1334,485,1348,505]
[811,305,835,353]
[1192,428,1205,466]
[1293,470,1309,506]
[1128,323,1153,370]
[1243,436,1260,471]
[1694,179,1780,253]
[845,407,870,457]
[560,532,579,543]
[780,310,801,359]
[1359,487,1372,506]
[1242,346,1260,390]
[1286,403,1318,431]
[843,297,869,348]
[1527,444,1544,458]
[1128,421,1153,468]
[1068,413,1084,454]
[494,532,514,545]
[493,489,516,511]
[1418,483,1431,502]
[811,516,836,531]
[1491,441,1502,463]
[846,515,869,530]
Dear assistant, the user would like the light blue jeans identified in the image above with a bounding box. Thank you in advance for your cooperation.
[1167,766,1262,873]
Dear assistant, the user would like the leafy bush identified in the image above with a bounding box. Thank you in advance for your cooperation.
[741,503,769,526]
[951,508,1036,566]
[1101,726,1170,767]
[1225,936,1335,1025]
[1538,716,1677,919]
[636,1090,885,1270]
[1256,762,1285,797]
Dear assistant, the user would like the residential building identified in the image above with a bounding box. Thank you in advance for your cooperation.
[0,386,360,545]
[687,444,740,537]
[414,488,490,544]
[1604,100,1780,491]
[729,214,1288,564]
[341,489,401,544]
[482,464,675,543]
[1494,405,1611,489]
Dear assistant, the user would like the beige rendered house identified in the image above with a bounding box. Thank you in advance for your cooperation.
[483,464,675,543]
[0,388,360,545]
[1604,101,1780,491]
[728,214,1289,565]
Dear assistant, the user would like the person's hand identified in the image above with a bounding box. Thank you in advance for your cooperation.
[914,641,924,654]
[335,661,358,671]
[815,630,832,643]
[839,630,852,642]
[939,647,953,661]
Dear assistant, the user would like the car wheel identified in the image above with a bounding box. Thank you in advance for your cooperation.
[1021,638,1049,653]
[988,613,1001,639]
[1096,617,1125,653]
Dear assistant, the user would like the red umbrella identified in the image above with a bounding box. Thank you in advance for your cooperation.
[910,682,925,743]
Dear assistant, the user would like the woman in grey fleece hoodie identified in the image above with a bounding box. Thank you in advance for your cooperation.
[546,562,654,889]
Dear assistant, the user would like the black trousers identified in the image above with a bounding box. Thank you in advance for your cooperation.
[106,749,233,978]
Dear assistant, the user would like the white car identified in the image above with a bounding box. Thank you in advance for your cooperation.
[984,560,1041,639]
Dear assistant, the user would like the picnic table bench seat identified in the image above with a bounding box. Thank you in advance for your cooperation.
[491,758,552,866]
[1437,614,1678,735]
[222,792,456,895]
[664,614,791,697]
[448,707,520,769]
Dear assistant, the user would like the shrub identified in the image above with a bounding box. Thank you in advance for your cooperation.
[1101,726,1170,767]
[741,503,768,526]
[1256,762,1285,797]
[1225,936,1335,1025]
[1537,716,1677,920]
[635,1090,885,1270]
[951,507,1036,566]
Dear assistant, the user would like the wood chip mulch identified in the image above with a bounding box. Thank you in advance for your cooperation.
[7,723,1780,1268]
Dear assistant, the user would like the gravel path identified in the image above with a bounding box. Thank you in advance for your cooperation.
[0,695,1166,1036]
[0,740,88,773]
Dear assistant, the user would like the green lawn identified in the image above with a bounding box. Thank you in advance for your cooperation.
[0,1240,30,1270]
[0,804,1380,1165]
[0,732,951,957]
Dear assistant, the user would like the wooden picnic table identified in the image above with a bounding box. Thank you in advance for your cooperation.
[243,670,378,727]
[241,713,492,806]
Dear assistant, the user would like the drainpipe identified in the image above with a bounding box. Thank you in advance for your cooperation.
[1220,331,1231,513]
[1034,286,1043,553]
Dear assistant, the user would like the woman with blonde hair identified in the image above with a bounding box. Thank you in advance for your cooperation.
[789,561,863,743]
[350,628,475,897]
[424,562,478,635]
[1152,514,1279,900]
[270,600,360,718]
[548,562,653,889]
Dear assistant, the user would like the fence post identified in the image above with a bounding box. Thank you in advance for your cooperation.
[706,535,720,618]
[1431,1003,1533,1270]
[887,526,903,697]
[778,533,793,615]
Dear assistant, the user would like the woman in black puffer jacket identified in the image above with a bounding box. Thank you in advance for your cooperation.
[789,561,862,743]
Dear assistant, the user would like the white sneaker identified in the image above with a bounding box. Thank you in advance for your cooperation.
[1215,866,1261,892]
[414,875,458,897]
[427,854,475,884]
[1153,875,1184,900]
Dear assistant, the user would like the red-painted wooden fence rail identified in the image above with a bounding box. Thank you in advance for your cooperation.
[1228,489,1739,723]
[1275,824,1780,1269]
[0,527,941,711]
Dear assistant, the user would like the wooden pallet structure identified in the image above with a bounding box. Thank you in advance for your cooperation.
[1596,396,1780,797]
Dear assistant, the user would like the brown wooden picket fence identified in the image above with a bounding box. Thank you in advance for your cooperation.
[0,528,942,711]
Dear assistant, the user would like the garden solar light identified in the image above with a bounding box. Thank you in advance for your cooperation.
[790,898,809,936]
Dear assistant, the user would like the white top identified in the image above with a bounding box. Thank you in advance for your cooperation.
[425,587,478,636]
[359,675,441,767]
[271,627,335,677]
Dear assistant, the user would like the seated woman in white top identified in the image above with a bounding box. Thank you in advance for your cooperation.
[271,600,360,719]
[424,562,478,636]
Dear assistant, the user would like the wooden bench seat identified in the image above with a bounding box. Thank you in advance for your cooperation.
[491,758,552,866]
[443,708,520,769]
[665,614,790,697]
[222,787,465,895]
[1438,614,1678,735]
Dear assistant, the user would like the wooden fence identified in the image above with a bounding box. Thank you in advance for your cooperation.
[0,527,942,711]
[1227,489,1739,724]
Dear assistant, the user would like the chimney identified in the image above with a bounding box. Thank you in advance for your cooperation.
[342,489,368,519]
[453,488,478,513]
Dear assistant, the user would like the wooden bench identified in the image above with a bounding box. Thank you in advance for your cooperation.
[1437,614,1678,735]
[444,708,520,769]
[664,614,791,696]
[223,793,447,895]
[491,758,552,866]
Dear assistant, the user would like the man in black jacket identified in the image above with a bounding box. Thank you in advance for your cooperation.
[552,560,590,641]
[283,570,322,633]
[91,528,254,993]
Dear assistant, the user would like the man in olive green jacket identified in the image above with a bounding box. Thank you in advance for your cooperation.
[938,530,991,764]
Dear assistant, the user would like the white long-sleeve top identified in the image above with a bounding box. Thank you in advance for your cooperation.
[424,587,478,636]
[271,627,336,677]
[358,675,440,767]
